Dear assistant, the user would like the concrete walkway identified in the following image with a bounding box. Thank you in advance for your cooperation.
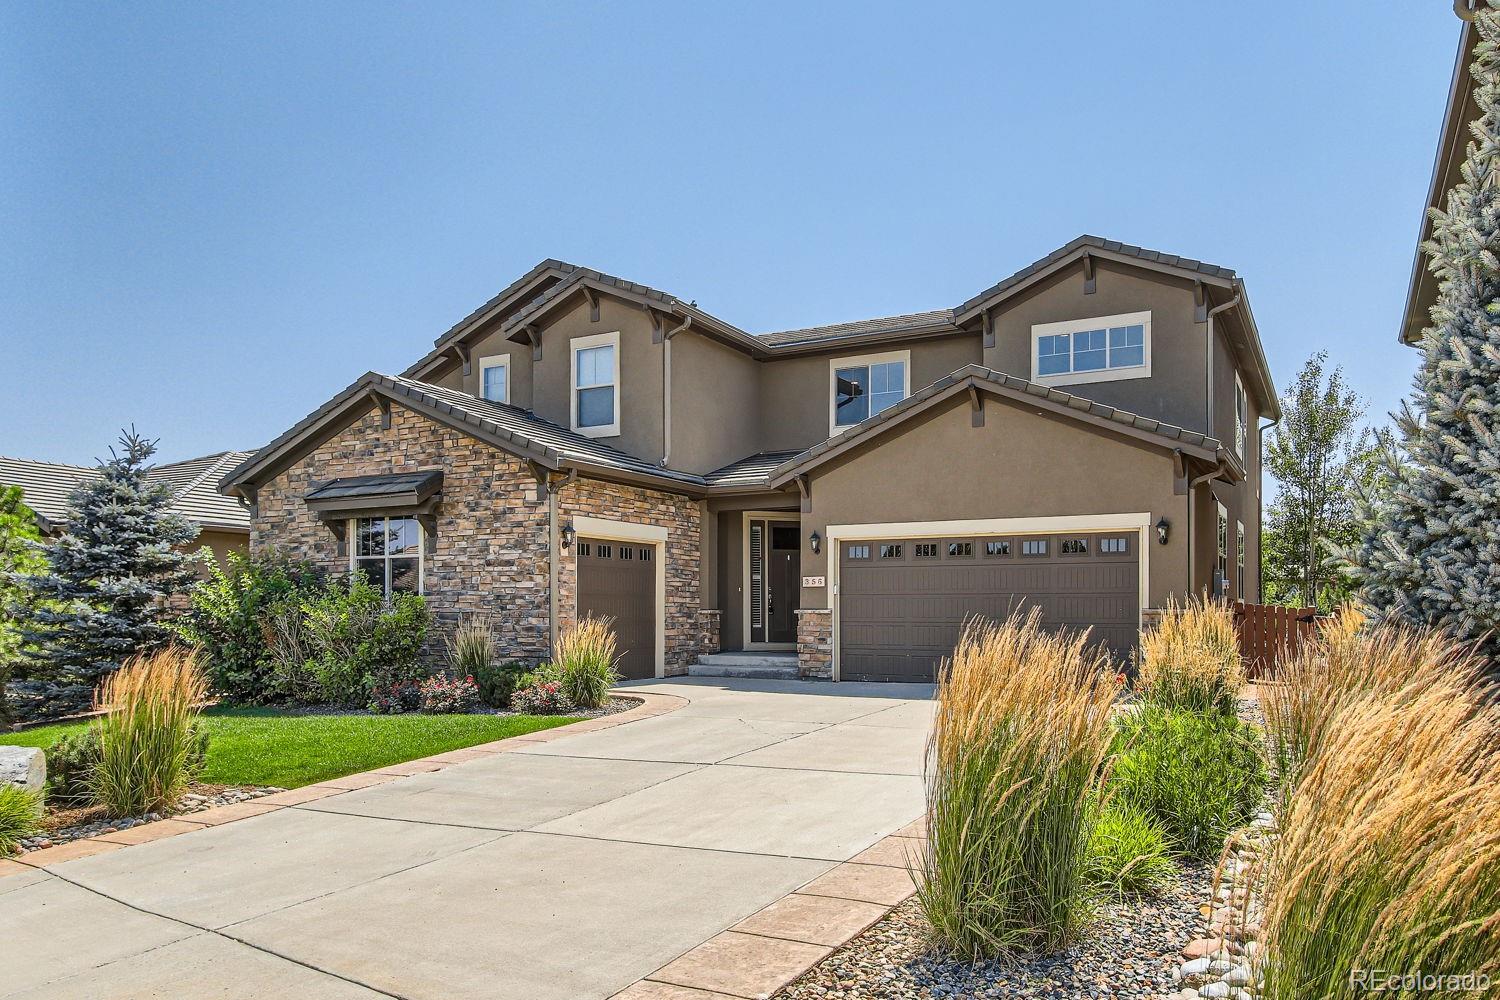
[1,678,933,1000]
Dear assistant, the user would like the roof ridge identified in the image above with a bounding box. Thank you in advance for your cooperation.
[171,451,244,500]
[0,455,97,472]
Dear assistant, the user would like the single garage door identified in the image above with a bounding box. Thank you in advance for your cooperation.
[577,537,657,680]
[839,530,1139,682]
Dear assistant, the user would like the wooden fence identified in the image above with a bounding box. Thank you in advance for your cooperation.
[1234,601,1319,679]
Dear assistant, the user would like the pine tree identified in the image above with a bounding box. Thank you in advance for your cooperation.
[1347,2,1500,663]
[0,486,47,717]
[17,430,200,683]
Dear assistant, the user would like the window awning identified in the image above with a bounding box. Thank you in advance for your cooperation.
[303,470,443,515]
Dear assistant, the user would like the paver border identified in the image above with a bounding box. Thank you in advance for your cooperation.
[4,689,687,873]
[610,825,928,1000]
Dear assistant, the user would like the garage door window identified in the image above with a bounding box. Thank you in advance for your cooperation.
[946,541,973,557]
[879,543,903,559]
[847,544,871,559]
[1100,536,1129,554]
[914,543,939,558]
[1022,539,1048,556]
[985,540,1012,557]
[1060,538,1089,555]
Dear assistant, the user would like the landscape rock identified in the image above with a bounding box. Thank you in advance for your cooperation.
[0,745,45,791]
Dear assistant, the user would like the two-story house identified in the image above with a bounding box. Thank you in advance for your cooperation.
[220,235,1277,682]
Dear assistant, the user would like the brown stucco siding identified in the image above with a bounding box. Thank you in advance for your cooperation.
[250,407,553,662]
[795,395,1191,612]
[554,477,706,674]
[190,529,249,573]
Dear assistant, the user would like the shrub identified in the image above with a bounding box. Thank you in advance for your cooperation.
[1111,706,1266,859]
[46,726,103,806]
[915,610,1121,959]
[92,646,209,816]
[0,785,43,855]
[367,680,421,715]
[474,659,527,709]
[174,553,322,703]
[510,679,572,715]
[1259,677,1500,1000]
[1083,800,1179,898]
[419,673,479,714]
[301,577,430,704]
[1134,596,1243,715]
[447,618,495,676]
[555,616,620,709]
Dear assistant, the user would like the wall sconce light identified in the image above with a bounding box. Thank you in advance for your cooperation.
[809,530,822,555]
[1155,516,1171,546]
[560,524,575,549]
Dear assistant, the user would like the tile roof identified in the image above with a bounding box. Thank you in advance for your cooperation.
[754,310,956,347]
[1,450,254,534]
[702,451,803,489]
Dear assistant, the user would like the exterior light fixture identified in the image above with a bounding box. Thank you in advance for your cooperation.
[560,524,575,549]
[1155,517,1170,546]
[810,530,821,555]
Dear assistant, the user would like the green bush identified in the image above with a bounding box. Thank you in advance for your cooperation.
[1111,706,1267,859]
[474,660,527,709]
[555,617,620,710]
[174,553,322,703]
[46,726,103,806]
[510,678,572,714]
[301,577,430,704]
[1083,800,1179,898]
[0,785,43,855]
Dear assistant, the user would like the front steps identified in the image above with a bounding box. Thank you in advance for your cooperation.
[688,651,801,680]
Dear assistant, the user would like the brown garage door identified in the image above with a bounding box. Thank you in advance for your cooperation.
[839,531,1139,682]
[577,537,656,680]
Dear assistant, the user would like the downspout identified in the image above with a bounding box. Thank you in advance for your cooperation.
[660,315,691,467]
[1256,415,1280,603]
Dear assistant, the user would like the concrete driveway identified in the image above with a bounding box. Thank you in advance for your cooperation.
[2,678,933,1000]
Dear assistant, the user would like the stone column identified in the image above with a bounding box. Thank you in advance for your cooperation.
[795,608,833,680]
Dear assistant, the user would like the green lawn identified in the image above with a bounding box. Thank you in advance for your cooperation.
[0,707,583,789]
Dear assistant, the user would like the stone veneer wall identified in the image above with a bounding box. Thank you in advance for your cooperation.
[796,608,832,680]
[251,405,715,672]
[555,478,705,676]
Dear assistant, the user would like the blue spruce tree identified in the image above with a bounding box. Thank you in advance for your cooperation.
[1349,2,1500,664]
[18,429,199,683]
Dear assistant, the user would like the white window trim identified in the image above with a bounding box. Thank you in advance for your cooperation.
[828,349,911,437]
[1236,519,1246,598]
[478,354,509,404]
[348,516,425,596]
[1030,310,1152,387]
[570,331,621,438]
[1234,371,1247,457]
[1216,501,1230,598]
[571,515,666,677]
[824,513,1151,682]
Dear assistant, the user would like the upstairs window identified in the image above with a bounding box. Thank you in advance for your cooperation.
[351,516,423,596]
[571,332,620,437]
[831,350,910,433]
[479,356,508,404]
[1234,373,1248,457]
[1032,311,1151,386]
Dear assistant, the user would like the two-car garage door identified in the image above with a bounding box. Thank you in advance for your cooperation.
[838,530,1140,682]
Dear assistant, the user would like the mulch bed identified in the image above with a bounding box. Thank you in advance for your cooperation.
[778,864,1212,999]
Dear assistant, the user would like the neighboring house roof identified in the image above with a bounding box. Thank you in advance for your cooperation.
[1,450,255,535]
[766,365,1242,489]
[1401,10,1479,345]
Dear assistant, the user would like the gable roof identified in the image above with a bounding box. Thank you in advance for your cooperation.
[755,310,958,348]
[766,365,1242,488]
[218,372,713,497]
[1401,10,1479,346]
[1,450,255,535]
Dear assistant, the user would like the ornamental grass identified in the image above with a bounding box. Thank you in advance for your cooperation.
[916,610,1121,959]
[92,646,209,816]
[1135,596,1243,716]
[554,616,620,709]
[1258,672,1500,998]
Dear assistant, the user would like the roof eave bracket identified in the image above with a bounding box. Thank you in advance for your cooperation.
[1194,280,1208,324]
[1082,252,1096,295]
[366,389,392,430]
[968,384,985,427]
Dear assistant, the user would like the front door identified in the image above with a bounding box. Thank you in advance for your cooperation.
[749,518,801,645]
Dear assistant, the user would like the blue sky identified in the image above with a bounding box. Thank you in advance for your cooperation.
[0,3,1460,465]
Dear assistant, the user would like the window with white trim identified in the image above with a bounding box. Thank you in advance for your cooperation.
[1216,502,1230,598]
[571,332,620,437]
[351,516,423,596]
[1234,373,1247,457]
[1031,311,1151,386]
[1236,520,1246,597]
[479,355,509,404]
[830,350,910,433]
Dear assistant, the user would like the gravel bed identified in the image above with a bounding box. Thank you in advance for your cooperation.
[777,864,1213,999]
[17,784,284,853]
